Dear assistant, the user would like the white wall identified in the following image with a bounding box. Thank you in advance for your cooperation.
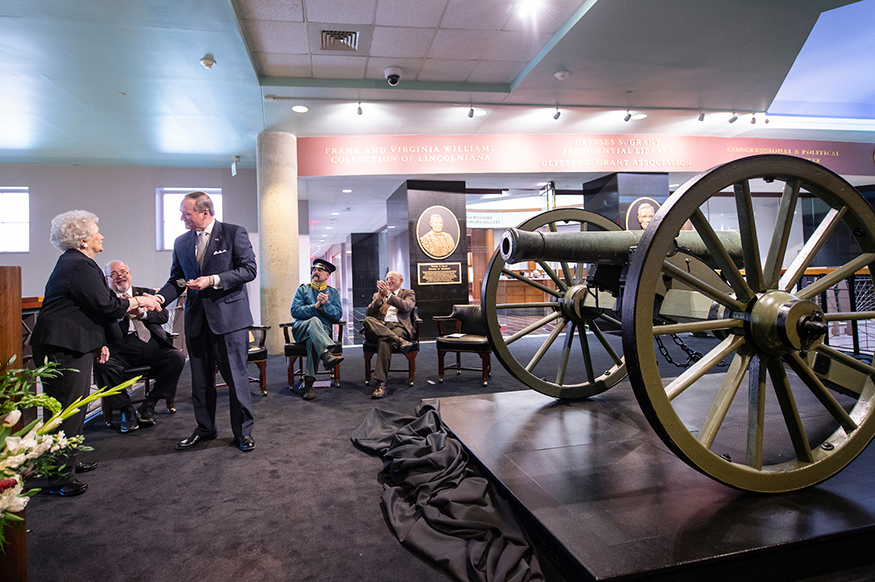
[0,165,258,297]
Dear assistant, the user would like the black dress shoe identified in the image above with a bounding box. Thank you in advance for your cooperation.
[175,433,216,451]
[75,461,98,473]
[397,340,413,354]
[236,435,255,452]
[44,480,88,497]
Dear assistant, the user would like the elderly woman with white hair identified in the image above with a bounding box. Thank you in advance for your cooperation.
[31,210,162,497]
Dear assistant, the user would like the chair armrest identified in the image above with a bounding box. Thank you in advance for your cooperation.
[250,324,271,330]
[279,322,293,343]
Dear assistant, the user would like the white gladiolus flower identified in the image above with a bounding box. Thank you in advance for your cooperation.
[43,417,63,432]
[4,436,21,451]
[0,409,21,427]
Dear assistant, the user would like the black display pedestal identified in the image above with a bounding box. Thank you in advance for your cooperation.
[428,383,875,581]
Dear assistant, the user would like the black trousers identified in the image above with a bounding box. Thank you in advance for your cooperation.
[95,333,185,411]
[32,345,93,481]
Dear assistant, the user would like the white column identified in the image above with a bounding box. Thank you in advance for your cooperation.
[257,131,299,354]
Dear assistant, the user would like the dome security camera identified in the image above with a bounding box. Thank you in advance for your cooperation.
[384,66,402,87]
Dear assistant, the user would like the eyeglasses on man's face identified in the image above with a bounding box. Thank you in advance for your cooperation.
[109,269,130,278]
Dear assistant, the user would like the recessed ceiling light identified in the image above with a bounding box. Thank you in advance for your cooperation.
[331,212,340,216]
[342,189,352,193]
[388,225,395,229]
[200,56,216,69]
[326,227,332,230]
[292,105,309,113]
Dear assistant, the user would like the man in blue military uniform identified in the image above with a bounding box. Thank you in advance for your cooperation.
[290,258,344,400]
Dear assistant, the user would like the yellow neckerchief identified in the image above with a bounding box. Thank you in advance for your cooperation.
[310,281,327,292]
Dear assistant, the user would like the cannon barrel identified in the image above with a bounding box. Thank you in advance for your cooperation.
[500,228,743,265]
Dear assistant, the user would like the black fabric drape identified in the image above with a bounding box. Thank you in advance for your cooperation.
[352,404,543,582]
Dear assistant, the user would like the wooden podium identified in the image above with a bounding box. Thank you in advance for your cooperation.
[0,266,27,582]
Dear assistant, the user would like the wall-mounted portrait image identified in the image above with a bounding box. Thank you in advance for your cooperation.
[416,205,460,260]
[625,197,661,231]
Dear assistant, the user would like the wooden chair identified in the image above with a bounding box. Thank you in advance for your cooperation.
[362,308,422,387]
[434,304,492,386]
[215,325,270,395]
[95,365,175,428]
[280,319,345,389]
[95,331,180,427]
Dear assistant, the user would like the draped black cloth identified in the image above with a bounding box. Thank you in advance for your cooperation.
[351,404,543,582]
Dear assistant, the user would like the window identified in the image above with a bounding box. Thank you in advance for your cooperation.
[156,188,223,250]
[0,187,29,253]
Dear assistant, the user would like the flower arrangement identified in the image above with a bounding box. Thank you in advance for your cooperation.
[0,356,132,551]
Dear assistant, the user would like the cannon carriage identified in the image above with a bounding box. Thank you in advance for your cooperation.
[480,154,875,492]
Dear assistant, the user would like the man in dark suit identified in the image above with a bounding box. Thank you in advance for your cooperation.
[362,271,415,399]
[95,260,185,433]
[156,191,258,452]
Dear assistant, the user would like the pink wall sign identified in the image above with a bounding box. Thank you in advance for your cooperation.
[297,134,875,178]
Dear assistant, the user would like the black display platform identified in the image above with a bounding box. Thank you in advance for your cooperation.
[428,382,875,581]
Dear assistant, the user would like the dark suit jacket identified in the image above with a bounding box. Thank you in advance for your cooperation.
[32,249,129,353]
[366,288,416,337]
[105,285,175,349]
[157,220,257,336]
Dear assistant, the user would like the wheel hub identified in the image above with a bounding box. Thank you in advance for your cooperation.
[562,284,602,323]
[748,290,826,354]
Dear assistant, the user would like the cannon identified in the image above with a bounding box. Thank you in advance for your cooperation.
[480,154,875,492]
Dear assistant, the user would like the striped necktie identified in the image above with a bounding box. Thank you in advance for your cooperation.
[125,294,152,343]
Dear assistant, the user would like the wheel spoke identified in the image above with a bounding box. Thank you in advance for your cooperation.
[796,253,875,301]
[538,261,567,291]
[815,344,875,381]
[785,352,857,433]
[596,312,621,328]
[665,335,745,400]
[653,318,744,336]
[734,179,765,292]
[823,311,875,322]
[589,321,623,365]
[662,260,747,312]
[577,322,596,384]
[690,209,754,303]
[763,179,801,289]
[501,267,564,297]
[525,320,567,372]
[766,356,814,463]
[496,302,558,309]
[555,323,574,385]
[779,207,847,292]
[745,354,767,470]
[698,352,752,448]
[505,311,564,344]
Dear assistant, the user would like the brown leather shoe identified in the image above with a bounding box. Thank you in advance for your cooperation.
[371,381,388,399]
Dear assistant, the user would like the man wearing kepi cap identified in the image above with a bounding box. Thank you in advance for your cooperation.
[290,258,344,400]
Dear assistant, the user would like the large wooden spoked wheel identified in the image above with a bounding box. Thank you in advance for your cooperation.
[482,208,627,399]
[623,154,875,492]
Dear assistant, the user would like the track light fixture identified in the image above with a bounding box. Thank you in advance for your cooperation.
[624,110,632,122]
[468,106,474,118]
[698,111,705,122]
[728,112,738,124]
[357,102,363,116]
[553,107,561,120]
[750,114,756,124]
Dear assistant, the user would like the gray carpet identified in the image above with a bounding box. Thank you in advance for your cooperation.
[24,342,544,582]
